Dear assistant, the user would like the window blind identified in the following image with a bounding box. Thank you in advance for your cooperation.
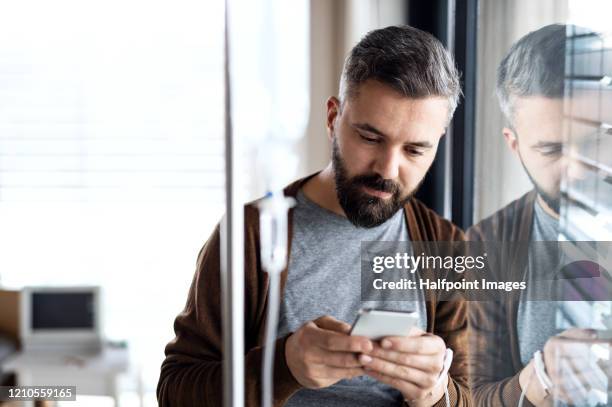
[0,0,225,203]
[561,26,612,240]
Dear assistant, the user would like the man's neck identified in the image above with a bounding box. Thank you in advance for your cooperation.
[301,164,346,217]
[536,193,559,220]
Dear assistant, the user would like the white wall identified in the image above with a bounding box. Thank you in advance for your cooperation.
[298,0,407,178]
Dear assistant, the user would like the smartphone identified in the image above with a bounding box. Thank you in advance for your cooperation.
[349,308,419,340]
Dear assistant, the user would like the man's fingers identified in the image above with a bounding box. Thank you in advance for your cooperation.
[360,355,437,388]
[365,369,426,400]
[314,315,352,334]
[308,324,372,353]
[551,354,607,396]
[325,366,366,380]
[554,357,591,405]
[380,334,445,355]
[406,327,426,337]
[367,347,443,374]
[598,358,612,378]
[558,328,597,340]
[310,349,363,368]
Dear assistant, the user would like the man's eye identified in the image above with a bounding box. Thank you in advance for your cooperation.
[404,147,424,156]
[359,134,380,144]
[539,146,563,156]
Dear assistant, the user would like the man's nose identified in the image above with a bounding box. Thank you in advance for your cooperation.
[372,147,401,180]
[564,146,589,182]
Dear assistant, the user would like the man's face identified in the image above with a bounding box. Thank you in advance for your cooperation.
[504,97,566,213]
[326,79,449,228]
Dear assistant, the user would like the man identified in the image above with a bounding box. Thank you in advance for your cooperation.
[468,24,611,406]
[158,25,470,406]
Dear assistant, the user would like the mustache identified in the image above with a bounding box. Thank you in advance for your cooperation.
[352,174,400,195]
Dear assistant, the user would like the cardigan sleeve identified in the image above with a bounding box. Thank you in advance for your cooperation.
[156,223,302,407]
[416,201,472,406]
[466,215,533,407]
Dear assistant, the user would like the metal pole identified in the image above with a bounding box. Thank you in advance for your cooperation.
[221,0,245,406]
[443,0,456,221]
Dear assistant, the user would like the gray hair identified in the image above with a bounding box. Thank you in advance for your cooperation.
[339,25,461,121]
[496,24,567,126]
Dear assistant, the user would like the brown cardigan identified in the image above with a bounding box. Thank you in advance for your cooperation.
[466,190,537,406]
[157,174,471,406]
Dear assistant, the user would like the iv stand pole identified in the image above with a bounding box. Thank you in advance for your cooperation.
[221,0,245,406]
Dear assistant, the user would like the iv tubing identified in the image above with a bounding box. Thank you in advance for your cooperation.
[262,270,281,407]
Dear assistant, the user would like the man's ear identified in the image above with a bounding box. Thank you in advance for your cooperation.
[503,127,519,157]
[326,96,341,141]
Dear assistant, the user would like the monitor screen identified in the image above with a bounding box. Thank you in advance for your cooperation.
[31,292,95,330]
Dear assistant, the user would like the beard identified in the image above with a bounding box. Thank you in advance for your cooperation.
[331,137,419,228]
[518,154,560,214]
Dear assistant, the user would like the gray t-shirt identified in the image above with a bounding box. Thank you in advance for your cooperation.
[277,189,426,407]
[517,198,561,364]
[517,200,608,364]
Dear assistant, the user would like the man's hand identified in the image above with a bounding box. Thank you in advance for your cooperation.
[519,328,612,406]
[285,315,373,388]
[359,328,448,407]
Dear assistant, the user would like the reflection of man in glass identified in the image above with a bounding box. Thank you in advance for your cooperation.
[497,26,566,217]
[468,24,611,406]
